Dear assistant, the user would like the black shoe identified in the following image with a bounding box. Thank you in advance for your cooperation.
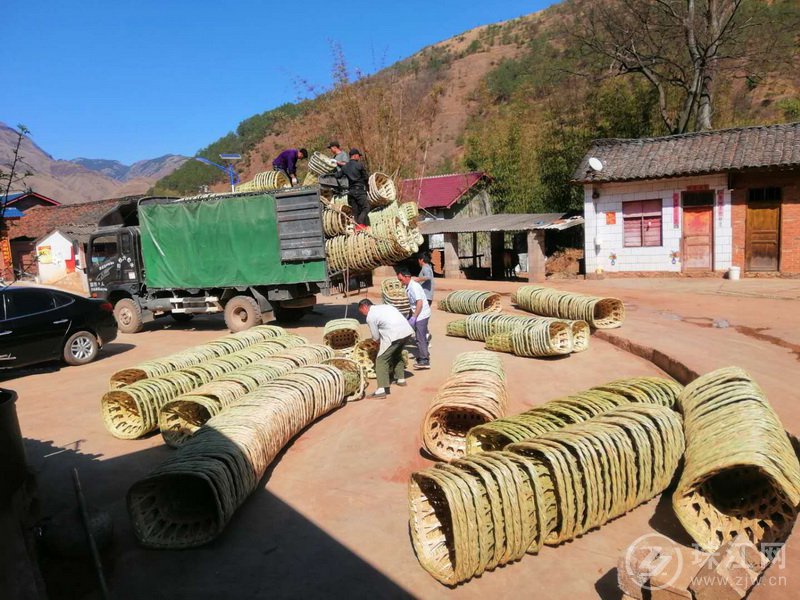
[414,362,430,370]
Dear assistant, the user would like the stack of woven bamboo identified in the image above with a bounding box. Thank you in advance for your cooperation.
[158,343,335,447]
[420,352,508,462]
[513,286,625,329]
[128,362,364,549]
[367,172,397,208]
[466,376,682,454]
[308,151,337,176]
[322,318,361,355]
[409,403,684,585]
[236,170,291,192]
[439,290,502,315]
[102,327,301,439]
[351,338,409,380]
[381,278,411,316]
[673,367,800,551]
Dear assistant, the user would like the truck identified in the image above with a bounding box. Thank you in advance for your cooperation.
[86,187,329,333]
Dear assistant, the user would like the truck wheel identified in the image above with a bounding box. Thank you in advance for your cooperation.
[114,298,144,333]
[171,313,195,323]
[224,296,262,332]
[63,331,99,366]
[273,305,307,323]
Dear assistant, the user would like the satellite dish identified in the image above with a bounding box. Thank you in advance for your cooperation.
[588,157,604,172]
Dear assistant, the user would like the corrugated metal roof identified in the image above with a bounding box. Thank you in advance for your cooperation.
[1,207,25,218]
[574,122,800,183]
[399,172,488,209]
[418,213,583,234]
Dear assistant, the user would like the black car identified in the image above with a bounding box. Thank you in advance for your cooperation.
[0,286,118,369]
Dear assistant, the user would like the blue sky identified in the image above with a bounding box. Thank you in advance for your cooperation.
[5,1,554,164]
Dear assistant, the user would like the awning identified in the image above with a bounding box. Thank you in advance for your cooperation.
[418,213,583,235]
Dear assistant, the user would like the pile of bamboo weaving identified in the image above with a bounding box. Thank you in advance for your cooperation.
[464,312,590,353]
[439,291,502,315]
[308,151,337,176]
[367,172,397,207]
[236,170,291,192]
[513,286,625,329]
[322,318,361,354]
[381,278,411,316]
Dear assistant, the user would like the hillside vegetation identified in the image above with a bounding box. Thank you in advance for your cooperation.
[152,0,800,213]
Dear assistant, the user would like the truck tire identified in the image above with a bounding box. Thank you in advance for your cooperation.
[63,331,99,366]
[224,295,262,332]
[114,298,144,334]
[171,313,195,323]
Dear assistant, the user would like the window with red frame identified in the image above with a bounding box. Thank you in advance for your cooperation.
[623,200,662,247]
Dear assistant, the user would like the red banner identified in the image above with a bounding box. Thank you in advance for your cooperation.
[673,193,680,228]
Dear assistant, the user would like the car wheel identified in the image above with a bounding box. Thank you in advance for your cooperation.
[224,296,262,332]
[114,298,143,333]
[171,313,195,323]
[63,331,99,366]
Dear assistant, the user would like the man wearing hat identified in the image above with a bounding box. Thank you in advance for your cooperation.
[341,148,371,229]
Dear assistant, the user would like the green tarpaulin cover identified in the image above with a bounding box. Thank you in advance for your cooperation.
[139,194,327,289]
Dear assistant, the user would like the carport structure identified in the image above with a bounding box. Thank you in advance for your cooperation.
[419,213,583,282]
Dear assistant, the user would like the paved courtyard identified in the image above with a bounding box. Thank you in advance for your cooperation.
[7,277,800,599]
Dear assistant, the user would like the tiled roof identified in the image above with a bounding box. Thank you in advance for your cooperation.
[5,198,120,241]
[573,122,800,183]
[399,172,488,210]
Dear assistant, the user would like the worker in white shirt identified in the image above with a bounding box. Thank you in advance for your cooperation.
[397,267,431,369]
[358,298,414,398]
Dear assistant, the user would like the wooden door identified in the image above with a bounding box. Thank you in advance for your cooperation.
[683,206,713,270]
[746,201,780,271]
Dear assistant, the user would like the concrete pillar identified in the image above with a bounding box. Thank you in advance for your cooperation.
[527,229,546,282]
[490,231,505,280]
[443,233,463,279]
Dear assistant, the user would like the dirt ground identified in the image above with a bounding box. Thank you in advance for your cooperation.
[7,277,800,599]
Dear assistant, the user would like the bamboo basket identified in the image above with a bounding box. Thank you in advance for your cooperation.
[439,291,502,315]
[102,335,305,439]
[672,367,800,552]
[465,313,590,353]
[367,172,397,208]
[322,318,361,351]
[322,357,367,401]
[308,151,337,176]
[446,319,468,338]
[302,172,319,186]
[409,404,684,586]
[109,325,286,389]
[158,344,333,447]
[237,170,291,192]
[421,353,508,462]
[322,205,353,237]
[381,278,411,316]
[127,364,349,549]
[466,376,682,454]
[513,286,625,329]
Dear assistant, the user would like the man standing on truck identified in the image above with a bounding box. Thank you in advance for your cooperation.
[397,267,431,370]
[328,141,348,166]
[358,298,413,398]
[341,148,371,229]
[272,148,308,186]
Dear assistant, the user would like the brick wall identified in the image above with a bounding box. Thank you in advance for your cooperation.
[731,170,800,274]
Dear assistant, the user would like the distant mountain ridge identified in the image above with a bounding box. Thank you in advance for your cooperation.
[69,155,188,182]
[0,122,187,204]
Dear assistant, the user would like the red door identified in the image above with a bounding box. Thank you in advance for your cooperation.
[683,206,713,270]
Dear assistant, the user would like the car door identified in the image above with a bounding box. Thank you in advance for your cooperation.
[0,289,71,368]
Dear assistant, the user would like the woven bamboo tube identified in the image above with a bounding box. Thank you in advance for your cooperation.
[236,170,291,192]
[158,344,333,447]
[302,172,319,186]
[399,201,419,226]
[322,318,361,351]
[308,151,337,176]
[322,357,367,401]
[446,319,468,338]
[352,339,379,379]
[439,290,502,315]
[672,367,800,552]
[102,335,305,439]
[322,205,352,237]
[421,352,508,462]
[513,286,625,329]
[127,364,348,549]
[409,404,684,585]
[109,325,286,389]
[325,229,411,273]
[367,172,397,207]
[381,278,411,316]
[465,313,590,353]
[466,376,682,454]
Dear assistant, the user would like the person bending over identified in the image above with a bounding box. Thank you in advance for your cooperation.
[358,299,413,398]
[272,148,308,186]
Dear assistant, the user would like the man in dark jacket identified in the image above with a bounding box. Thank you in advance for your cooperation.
[272,148,308,185]
[341,148,370,228]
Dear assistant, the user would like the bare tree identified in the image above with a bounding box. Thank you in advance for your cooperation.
[1,124,32,219]
[572,0,795,133]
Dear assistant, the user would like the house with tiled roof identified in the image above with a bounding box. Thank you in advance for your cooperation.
[574,122,800,276]
[1,190,60,212]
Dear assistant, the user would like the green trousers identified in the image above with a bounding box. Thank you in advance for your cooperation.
[375,336,410,389]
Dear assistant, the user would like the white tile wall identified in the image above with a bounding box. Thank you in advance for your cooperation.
[584,175,732,273]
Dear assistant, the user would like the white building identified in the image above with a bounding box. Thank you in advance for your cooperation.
[35,227,93,292]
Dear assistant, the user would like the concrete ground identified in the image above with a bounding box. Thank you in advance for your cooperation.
[6,277,800,599]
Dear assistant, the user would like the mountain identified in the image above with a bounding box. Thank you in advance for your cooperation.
[153,0,800,212]
[69,155,188,182]
[0,122,187,205]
